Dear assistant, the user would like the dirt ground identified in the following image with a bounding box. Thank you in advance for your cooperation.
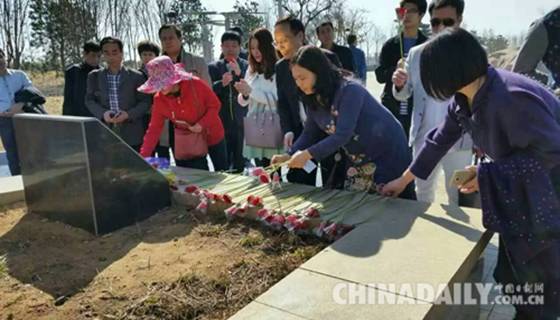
[0,202,326,320]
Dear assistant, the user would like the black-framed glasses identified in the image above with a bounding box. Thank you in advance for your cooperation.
[430,18,456,27]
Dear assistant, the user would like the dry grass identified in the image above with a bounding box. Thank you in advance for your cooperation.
[0,255,7,278]
[31,70,64,115]
[0,202,327,319]
[29,71,64,98]
[114,217,326,320]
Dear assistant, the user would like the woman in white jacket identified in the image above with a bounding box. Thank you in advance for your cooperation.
[235,28,283,167]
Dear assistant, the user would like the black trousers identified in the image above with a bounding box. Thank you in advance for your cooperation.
[175,156,208,170]
[494,237,560,319]
[223,121,245,173]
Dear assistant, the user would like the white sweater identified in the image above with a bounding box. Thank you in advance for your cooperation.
[238,69,277,110]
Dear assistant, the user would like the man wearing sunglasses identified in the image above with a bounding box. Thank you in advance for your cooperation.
[391,0,473,205]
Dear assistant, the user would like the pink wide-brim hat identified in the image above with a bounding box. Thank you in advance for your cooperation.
[137,56,193,94]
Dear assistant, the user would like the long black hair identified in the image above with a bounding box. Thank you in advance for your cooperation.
[291,45,343,110]
[248,28,278,80]
[420,28,488,100]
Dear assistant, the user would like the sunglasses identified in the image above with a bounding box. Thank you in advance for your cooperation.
[430,18,456,27]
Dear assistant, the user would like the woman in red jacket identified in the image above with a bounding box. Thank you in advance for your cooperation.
[138,56,226,170]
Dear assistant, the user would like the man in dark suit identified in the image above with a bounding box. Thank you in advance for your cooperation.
[316,21,356,74]
[273,16,344,187]
[62,41,101,116]
[86,36,151,151]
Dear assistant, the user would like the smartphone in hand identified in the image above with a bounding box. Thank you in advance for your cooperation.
[449,169,476,188]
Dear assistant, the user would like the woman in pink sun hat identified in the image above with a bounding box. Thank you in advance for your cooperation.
[139,55,226,170]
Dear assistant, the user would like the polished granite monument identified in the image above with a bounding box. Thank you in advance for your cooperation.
[13,114,171,235]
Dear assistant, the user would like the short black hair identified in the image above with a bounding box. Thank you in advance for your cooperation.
[275,16,305,37]
[158,24,182,39]
[221,30,241,44]
[420,28,488,100]
[137,40,161,56]
[315,21,334,35]
[347,34,358,46]
[428,0,465,16]
[292,45,343,110]
[400,0,428,15]
[83,41,101,53]
[100,36,123,52]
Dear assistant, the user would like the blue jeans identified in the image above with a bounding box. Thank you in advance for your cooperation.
[0,116,20,175]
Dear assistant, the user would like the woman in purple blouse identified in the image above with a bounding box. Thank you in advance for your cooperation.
[382,28,560,319]
[271,45,415,199]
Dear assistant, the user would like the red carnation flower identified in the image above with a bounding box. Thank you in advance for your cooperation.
[271,214,285,225]
[323,222,339,238]
[257,208,270,218]
[251,167,266,177]
[264,214,276,224]
[222,194,233,204]
[259,174,271,184]
[196,200,208,212]
[248,195,263,207]
[304,208,320,218]
[289,219,309,232]
[285,214,299,224]
[225,206,239,219]
[203,190,215,200]
[395,7,407,20]
[185,185,198,193]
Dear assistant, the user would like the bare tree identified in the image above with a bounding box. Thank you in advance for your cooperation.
[328,6,369,45]
[281,0,339,34]
[99,0,131,38]
[362,22,386,64]
[0,0,31,68]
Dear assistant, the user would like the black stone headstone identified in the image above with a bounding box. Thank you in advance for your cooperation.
[13,114,170,235]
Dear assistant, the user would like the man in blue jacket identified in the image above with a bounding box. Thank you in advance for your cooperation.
[0,48,33,175]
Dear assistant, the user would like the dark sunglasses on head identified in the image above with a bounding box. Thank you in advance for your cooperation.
[430,18,456,27]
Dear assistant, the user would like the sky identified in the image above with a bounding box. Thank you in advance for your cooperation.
[201,0,559,38]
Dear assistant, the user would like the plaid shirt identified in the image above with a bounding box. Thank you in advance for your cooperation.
[106,71,121,113]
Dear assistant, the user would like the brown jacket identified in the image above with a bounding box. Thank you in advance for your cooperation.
[176,48,211,85]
